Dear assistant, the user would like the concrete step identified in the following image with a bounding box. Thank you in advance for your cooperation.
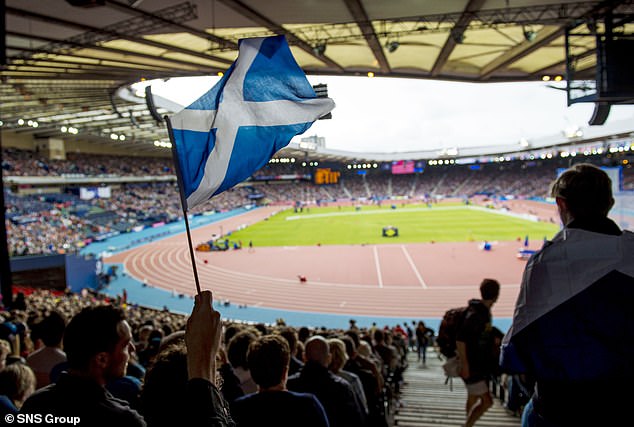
[393,351,520,427]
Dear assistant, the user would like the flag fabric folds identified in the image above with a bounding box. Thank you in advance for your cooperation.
[503,228,634,343]
[500,227,634,382]
[169,35,335,211]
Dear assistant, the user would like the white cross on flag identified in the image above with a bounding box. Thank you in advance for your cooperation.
[169,35,335,210]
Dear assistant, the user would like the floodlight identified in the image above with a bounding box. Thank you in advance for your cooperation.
[586,18,598,34]
[313,43,327,56]
[523,26,537,42]
[451,30,465,44]
[386,41,400,53]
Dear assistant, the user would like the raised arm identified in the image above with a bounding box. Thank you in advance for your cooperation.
[185,290,235,427]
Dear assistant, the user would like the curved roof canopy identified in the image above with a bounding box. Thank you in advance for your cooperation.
[2,0,633,154]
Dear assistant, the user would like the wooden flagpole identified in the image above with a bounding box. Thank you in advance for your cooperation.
[165,115,202,296]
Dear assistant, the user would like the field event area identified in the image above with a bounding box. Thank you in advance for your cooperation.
[225,203,559,246]
[101,199,560,324]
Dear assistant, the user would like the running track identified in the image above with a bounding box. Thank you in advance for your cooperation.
[107,203,557,319]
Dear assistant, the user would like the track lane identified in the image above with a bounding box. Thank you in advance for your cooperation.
[106,205,546,318]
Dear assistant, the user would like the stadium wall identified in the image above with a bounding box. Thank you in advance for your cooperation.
[65,254,98,293]
[10,254,98,292]
[1,131,37,150]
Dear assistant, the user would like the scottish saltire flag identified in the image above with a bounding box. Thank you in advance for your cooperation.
[169,35,335,210]
[505,228,634,340]
[500,227,634,376]
[504,228,634,341]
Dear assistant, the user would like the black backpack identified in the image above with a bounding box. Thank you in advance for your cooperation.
[436,306,469,358]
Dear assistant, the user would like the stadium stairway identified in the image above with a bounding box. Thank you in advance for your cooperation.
[394,352,521,427]
[453,174,473,196]
[363,178,372,198]
[430,174,446,195]
[409,174,418,198]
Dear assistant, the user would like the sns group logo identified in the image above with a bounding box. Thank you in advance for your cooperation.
[6,414,81,425]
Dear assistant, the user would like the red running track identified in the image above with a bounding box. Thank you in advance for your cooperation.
[106,205,556,318]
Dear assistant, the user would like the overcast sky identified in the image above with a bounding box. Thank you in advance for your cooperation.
[151,75,634,154]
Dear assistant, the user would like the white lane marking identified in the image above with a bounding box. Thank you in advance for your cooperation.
[373,246,383,288]
[401,245,427,289]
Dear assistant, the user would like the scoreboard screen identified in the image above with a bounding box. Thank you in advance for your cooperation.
[314,168,340,185]
[391,160,415,175]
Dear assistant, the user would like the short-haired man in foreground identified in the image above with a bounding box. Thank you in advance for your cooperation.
[231,335,328,427]
[501,163,634,426]
[22,291,234,427]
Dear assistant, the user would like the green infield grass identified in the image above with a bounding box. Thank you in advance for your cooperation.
[225,204,559,246]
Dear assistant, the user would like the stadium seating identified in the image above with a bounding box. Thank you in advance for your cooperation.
[3,147,632,255]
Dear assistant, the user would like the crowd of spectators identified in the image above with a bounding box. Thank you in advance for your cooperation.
[255,182,335,204]
[339,175,368,198]
[0,289,419,426]
[390,175,415,198]
[4,147,633,256]
[251,162,301,179]
[5,210,93,256]
[2,148,173,177]
[4,183,250,256]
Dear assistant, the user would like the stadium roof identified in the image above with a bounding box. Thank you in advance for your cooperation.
[281,116,634,162]
[2,0,633,154]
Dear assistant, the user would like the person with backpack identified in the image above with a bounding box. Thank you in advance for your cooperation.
[437,307,467,362]
[455,278,501,427]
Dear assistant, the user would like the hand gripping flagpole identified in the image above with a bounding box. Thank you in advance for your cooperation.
[165,115,202,296]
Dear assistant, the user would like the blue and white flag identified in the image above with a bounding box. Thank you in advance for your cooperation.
[169,35,335,210]
[503,228,634,342]
[500,227,634,376]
